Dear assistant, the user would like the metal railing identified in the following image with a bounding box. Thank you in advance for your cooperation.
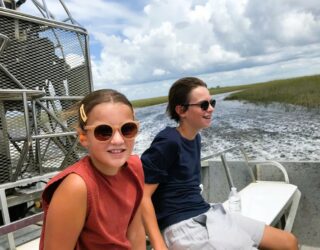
[0,2,92,248]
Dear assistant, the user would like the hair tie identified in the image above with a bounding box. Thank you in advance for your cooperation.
[80,104,87,123]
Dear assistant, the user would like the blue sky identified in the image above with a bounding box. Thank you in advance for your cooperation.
[20,0,320,100]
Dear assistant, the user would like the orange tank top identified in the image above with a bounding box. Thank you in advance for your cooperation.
[40,155,144,250]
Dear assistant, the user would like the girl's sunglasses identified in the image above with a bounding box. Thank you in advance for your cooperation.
[84,121,139,141]
[183,99,216,111]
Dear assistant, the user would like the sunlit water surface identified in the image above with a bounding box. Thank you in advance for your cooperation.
[133,93,320,161]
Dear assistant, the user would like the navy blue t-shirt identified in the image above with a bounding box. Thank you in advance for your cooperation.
[141,127,210,230]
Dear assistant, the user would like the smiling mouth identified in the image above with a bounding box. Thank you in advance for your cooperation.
[203,115,212,120]
[107,149,126,154]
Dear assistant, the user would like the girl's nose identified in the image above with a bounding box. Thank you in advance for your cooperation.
[110,130,124,144]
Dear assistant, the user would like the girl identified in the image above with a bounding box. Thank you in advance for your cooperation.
[141,77,298,250]
[40,89,145,250]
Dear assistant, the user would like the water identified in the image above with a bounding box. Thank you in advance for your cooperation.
[134,92,320,161]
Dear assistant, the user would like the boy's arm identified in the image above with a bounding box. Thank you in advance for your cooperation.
[141,183,168,250]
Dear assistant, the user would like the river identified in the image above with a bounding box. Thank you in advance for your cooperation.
[133,92,320,161]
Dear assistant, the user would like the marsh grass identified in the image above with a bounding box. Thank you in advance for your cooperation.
[132,75,320,109]
[208,84,255,95]
[225,75,320,108]
[132,96,168,108]
[131,85,252,108]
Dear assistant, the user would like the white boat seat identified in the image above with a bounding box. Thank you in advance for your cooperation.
[223,181,301,231]
[207,146,301,232]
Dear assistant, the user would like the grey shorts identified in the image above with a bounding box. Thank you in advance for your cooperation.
[162,204,265,250]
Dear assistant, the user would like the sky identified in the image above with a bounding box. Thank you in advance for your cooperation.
[19,0,320,100]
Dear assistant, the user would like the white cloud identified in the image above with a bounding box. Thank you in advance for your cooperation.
[281,11,320,44]
[153,68,169,76]
[19,0,320,99]
[65,54,85,68]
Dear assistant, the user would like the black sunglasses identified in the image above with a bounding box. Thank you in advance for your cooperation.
[84,121,139,141]
[183,99,216,111]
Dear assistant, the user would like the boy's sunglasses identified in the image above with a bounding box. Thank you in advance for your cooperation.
[84,121,139,141]
[183,99,216,111]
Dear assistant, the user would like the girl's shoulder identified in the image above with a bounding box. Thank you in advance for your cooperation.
[127,154,142,170]
[126,155,144,190]
[54,173,87,195]
[127,155,143,176]
[47,156,90,184]
[43,157,90,193]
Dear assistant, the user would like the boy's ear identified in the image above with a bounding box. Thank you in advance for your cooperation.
[175,105,187,118]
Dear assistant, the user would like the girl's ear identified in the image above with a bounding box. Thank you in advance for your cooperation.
[77,129,88,148]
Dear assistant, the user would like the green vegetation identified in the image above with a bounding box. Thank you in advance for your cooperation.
[208,84,255,95]
[225,75,320,109]
[131,85,252,108]
[131,74,320,109]
[132,96,168,108]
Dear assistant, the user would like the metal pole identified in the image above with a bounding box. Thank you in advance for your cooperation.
[220,153,234,189]
[0,189,16,249]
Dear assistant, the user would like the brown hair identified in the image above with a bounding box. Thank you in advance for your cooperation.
[78,89,133,130]
[166,77,207,122]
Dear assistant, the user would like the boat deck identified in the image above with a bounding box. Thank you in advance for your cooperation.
[16,238,39,250]
[1,160,319,249]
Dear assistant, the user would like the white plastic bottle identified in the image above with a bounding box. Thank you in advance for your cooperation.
[228,187,241,213]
